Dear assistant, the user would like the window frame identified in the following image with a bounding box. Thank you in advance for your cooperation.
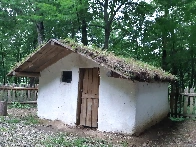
[61,71,72,83]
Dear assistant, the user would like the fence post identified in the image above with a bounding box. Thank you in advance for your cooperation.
[0,100,7,116]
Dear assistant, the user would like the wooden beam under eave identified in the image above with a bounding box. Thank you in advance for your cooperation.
[13,72,40,77]
[32,46,61,66]
[35,50,72,72]
[19,45,55,71]
[52,41,73,51]
[26,47,68,72]
[54,44,71,51]
[51,41,55,45]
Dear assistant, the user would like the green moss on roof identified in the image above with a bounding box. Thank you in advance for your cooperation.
[58,38,176,82]
[8,38,176,82]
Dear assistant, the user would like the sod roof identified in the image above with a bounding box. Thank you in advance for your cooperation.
[8,39,176,82]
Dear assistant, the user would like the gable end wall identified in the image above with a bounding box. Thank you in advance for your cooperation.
[37,53,137,133]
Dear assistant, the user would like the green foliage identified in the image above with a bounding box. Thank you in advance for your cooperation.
[9,102,32,109]
[0,0,195,88]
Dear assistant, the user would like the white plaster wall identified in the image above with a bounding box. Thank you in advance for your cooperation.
[38,53,80,125]
[134,82,169,134]
[38,52,138,133]
[98,70,137,134]
[38,51,169,134]
[38,53,99,125]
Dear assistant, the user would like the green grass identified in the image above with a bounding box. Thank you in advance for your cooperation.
[0,116,21,124]
[170,117,185,121]
[43,133,73,147]
[6,118,21,123]
[0,115,39,125]
[23,115,40,125]
[121,141,129,147]
[8,102,34,109]
[0,127,8,131]
[42,133,113,147]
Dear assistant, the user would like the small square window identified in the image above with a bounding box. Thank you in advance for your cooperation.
[62,71,72,83]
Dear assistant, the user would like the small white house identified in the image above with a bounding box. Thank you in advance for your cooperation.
[8,39,175,134]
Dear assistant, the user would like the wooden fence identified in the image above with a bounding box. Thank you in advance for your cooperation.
[169,87,196,118]
[0,84,38,103]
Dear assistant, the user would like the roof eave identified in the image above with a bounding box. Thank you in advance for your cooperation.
[7,39,176,82]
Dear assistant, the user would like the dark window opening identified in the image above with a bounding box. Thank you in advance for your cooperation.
[62,71,72,83]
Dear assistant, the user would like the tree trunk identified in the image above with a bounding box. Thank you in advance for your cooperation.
[71,24,75,39]
[36,21,45,45]
[190,45,195,88]
[161,7,169,71]
[29,21,45,87]
[29,77,35,87]
[103,27,110,49]
[1,42,6,85]
[103,0,109,50]
[81,19,88,45]
[0,100,7,116]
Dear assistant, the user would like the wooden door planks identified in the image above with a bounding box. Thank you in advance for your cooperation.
[80,98,87,126]
[80,69,88,126]
[82,93,98,99]
[83,69,89,95]
[76,68,84,125]
[92,98,98,127]
[92,68,99,97]
[79,68,99,128]
[88,69,93,95]
[86,98,92,127]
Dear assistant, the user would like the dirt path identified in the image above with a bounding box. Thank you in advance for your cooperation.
[8,107,196,146]
[39,118,196,146]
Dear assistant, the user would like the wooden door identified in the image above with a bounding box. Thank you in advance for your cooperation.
[79,68,99,127]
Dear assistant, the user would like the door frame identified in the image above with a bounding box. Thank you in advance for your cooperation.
[76,68,85,125]
[76,67,100,126]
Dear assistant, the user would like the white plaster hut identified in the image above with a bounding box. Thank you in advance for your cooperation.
[8,39,175,134]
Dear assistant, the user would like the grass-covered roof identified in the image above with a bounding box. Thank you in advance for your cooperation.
[8,38,176,82]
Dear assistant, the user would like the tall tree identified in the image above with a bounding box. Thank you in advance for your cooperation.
[90,0,138,49]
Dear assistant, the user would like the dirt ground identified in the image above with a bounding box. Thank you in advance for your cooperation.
[8,107,196,146]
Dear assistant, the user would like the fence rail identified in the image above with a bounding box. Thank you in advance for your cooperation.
[0,84,38,103]
[169,87,196,118]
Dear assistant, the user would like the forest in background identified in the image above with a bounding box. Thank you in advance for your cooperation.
[0,0,195,90]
